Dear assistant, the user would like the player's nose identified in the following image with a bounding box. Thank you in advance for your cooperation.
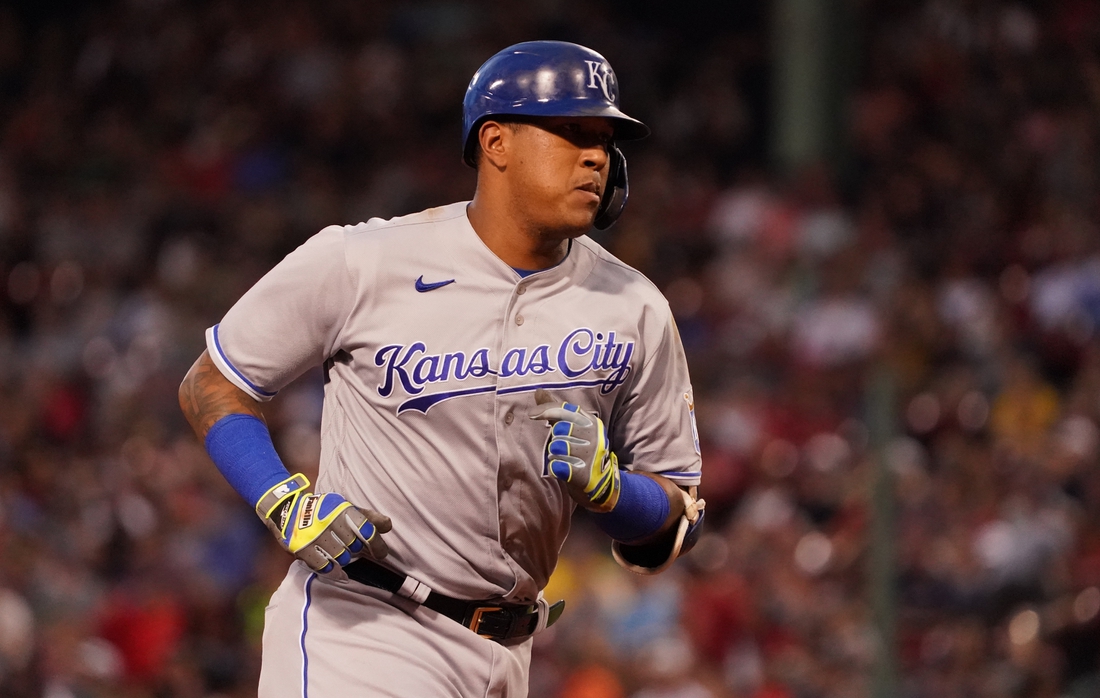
[581,144,609,171]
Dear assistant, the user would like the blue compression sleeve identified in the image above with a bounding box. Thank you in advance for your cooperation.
[590,471,670,543]
[204,414,292,506]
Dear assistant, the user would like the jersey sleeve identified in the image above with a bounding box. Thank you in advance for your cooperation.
[610,310,702,486]
[206,225,356,401]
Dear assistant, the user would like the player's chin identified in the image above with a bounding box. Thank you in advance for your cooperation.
[559,200,600,233]
[558,212,597,236]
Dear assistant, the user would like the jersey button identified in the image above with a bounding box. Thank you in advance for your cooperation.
[504,412,514,425]
[515,314,524,326]
[516,285,527,295]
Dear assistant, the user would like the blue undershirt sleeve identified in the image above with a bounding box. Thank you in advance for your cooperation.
[590,471,670,543]
[204,413,292,506]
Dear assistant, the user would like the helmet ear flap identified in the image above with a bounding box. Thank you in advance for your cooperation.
[593,145,629,231]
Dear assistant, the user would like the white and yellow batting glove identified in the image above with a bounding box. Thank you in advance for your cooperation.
[528,391,621,513]
[256,474,391,576]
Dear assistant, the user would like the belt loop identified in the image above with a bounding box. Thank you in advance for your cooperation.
[396,575,432,604]
[534,595,551,635]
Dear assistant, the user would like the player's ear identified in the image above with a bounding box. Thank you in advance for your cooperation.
[477,120,510,170]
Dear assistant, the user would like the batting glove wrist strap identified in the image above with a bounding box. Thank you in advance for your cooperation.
[256,473,311,529]
[528,392,622,513]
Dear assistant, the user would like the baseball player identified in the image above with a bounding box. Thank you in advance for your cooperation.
[178,41,703,697]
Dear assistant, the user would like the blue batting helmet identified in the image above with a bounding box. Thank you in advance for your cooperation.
[462,41,650,229]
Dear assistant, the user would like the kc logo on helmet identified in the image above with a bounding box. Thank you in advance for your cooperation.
[584,60,617,102]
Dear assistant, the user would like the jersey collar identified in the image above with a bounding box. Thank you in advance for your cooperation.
[458,202,593,287]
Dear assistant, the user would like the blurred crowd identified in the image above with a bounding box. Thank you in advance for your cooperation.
[1,0,1099,696]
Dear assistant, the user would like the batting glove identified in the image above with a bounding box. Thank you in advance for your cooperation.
[528,391,622,513]
[256,474,391,576]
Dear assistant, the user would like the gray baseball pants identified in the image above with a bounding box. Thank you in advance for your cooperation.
[258,561,533,697]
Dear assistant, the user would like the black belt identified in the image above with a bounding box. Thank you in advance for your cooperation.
[343,558,565,643]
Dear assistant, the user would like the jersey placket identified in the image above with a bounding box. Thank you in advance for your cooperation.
[492,276,534,597]
[490,262,583,600]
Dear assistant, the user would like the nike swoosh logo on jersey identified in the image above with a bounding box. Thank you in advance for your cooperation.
[415,276,455,292]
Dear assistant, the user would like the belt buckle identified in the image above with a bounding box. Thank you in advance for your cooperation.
[466,606,503,638]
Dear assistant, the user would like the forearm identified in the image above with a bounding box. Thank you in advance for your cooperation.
[179,350,291,505]
[642,473,688,538]
[608,476,704,575]
[178,350,388,575]
[179,349,267,439]
[590,471,685,544]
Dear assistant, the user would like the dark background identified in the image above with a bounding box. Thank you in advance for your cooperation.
[1,1,1099,697]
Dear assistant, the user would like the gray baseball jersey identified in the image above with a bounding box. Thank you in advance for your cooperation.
[207,201,702,696]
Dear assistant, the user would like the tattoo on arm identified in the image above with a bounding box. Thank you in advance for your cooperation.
[178,350,266,440]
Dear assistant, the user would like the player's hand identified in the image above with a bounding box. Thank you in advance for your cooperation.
[528,390,621,513]
[255,474,392,576]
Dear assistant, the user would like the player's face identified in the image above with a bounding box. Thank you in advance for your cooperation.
[506,117,615,235]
